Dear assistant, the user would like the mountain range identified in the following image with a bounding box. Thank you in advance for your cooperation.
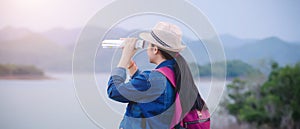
[0,26,299,72]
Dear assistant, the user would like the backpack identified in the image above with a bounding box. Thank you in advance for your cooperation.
[157,67,210,129]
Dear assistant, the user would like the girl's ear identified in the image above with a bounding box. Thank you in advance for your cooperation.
[153,46,159,55]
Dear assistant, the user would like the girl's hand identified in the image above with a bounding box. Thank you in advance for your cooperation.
[117,38,138,68]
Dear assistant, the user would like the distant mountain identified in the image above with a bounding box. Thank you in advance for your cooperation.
[0,32,72,72]
[186,36,300,66]
[42,27,82,47]
[0,26,299,73]
[0,26,34,41]
[227,37,300,66]
[219,34,257,48]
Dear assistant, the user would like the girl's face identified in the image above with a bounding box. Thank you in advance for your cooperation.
[147,43,157,64]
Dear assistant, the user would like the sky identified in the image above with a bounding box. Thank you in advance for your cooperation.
[0,0,299,42]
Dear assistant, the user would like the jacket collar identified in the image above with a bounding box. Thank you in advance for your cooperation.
[155,59,176,69]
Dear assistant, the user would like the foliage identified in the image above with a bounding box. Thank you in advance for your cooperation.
[226,62,300,129]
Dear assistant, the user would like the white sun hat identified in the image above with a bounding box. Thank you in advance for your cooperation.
[139,22,186,52]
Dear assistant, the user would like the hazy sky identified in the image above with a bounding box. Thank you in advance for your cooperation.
[1,0,299,42]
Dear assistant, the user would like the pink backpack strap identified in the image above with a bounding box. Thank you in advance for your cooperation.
[157,67,176,87]
[156,67,183,128]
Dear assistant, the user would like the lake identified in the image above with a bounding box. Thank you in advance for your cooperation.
[0,73,228,129]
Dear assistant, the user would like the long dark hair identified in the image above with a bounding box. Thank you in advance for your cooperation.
[156,45,206,118]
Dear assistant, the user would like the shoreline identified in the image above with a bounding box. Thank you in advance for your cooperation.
[198,77,237,82]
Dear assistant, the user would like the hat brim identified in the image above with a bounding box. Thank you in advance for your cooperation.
[139,32,186,52]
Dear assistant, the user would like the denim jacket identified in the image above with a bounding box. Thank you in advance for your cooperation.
[107,59,176,129]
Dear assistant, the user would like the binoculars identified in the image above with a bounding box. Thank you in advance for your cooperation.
[102,40,146,49]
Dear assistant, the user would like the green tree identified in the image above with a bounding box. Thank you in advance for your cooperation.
[226,62,300,129]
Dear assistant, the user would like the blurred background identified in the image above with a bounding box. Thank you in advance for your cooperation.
[0,0,299,129]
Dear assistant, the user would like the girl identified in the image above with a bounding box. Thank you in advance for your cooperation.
[107,22,209,129]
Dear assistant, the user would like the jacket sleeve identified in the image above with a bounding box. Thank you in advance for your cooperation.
[107,67,167,103]
[107,67,130,103]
